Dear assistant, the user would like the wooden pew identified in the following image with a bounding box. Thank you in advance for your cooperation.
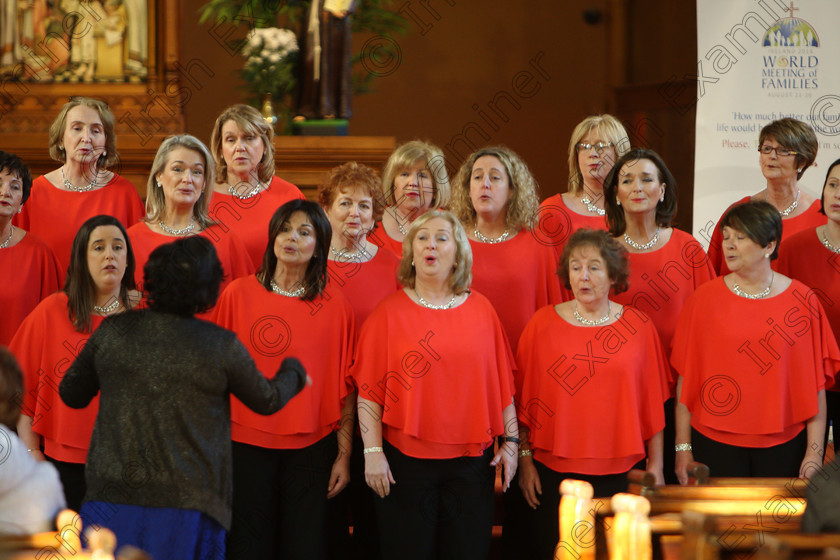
[681,512,840,560]
[595,475,808,559]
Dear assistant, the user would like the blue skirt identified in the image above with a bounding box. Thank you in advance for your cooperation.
[80,502,225,560]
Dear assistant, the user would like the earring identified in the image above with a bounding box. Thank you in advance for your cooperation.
[411,261,415,267]
[797,168,802,173]
[660,194,665,202]
[156,181,162,188]
[764,253,770,259]
[616,200,621,207]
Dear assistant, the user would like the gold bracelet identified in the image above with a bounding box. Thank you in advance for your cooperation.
[519,449,533,458]
[675,443,692,452]
[363,446,384,454]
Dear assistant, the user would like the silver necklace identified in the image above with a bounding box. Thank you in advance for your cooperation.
[330,245,368,261]
[474,225,510,244]
[415,288,456,310]
[0,225,13,249]
[270,279,305,298]
[228,181,264,200]
[159,219,196,236]
[767,189,800,217]
[61,167,99,192]
[624,228,660,251]
[397,220,407,236]
[821,229,840,253]
[580,195,606,216]
[732,271,774,299]
[93,299,120,314]
[573,302,611,325]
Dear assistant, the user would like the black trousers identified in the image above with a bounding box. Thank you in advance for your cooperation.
[47,456,86,512]
[226,433,337,560]
[532,460,629,560]
[826,390,840,453]
[692,427,807,478]
[375,441,495,560]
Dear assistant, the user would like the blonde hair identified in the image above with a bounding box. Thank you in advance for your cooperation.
[567,114,630,195]
[210,104,275,185]
[144,135,216,229]
[451,146,540,231]
[397,210,472,294]
[381,140,451,209]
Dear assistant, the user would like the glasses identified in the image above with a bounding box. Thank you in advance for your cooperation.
[758,145,798,157]
[576,141,613,153]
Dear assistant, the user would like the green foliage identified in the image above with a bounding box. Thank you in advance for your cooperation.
[199,0,408,95]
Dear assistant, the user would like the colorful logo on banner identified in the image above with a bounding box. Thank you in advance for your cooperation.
[761,2,819,95]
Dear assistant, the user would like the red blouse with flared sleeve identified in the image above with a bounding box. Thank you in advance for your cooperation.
[671,277,840,447]
[708,197,825,275]
[208,176,304,269]
[15,175,144,283]
[469,230,563,356]
[515,305,668,475]
[352,290,516,459]
[777,228,840,344]
[9,292,104,463]
[212,275,355,449]
[368,226,404,260]
[127,222,254,293]
[0,232,61,346]
[613,229,716,361]
[326,248,400,330]
[538,193,608,261]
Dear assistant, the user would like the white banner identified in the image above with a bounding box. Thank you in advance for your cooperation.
[694,0,840,247]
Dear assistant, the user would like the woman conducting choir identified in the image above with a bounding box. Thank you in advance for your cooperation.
[60,237,307,560]
[209,104,305,268]
[537,114,630,257]
[15,97,144,280]
[353,210,519,560]
[0,151,61,346]
[777,157,840,454]
[376,140,451,257]
[319,161,399,326]
[673,201,840,481]
[10,215,139,511]
[451,146,561,355]
[127,134,253,294]
[213,200,355,560]
[708,118,823,274]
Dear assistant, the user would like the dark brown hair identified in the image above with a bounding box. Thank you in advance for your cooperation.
[558,229,630,295]
[720,200,782,261]
[258,200,331,301]
[604,148,678,236]
[65,215,136,332]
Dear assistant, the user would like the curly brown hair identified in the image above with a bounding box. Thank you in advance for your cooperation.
[451,146,540,231]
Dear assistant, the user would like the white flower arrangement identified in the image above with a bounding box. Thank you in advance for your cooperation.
[240,27,299,102]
